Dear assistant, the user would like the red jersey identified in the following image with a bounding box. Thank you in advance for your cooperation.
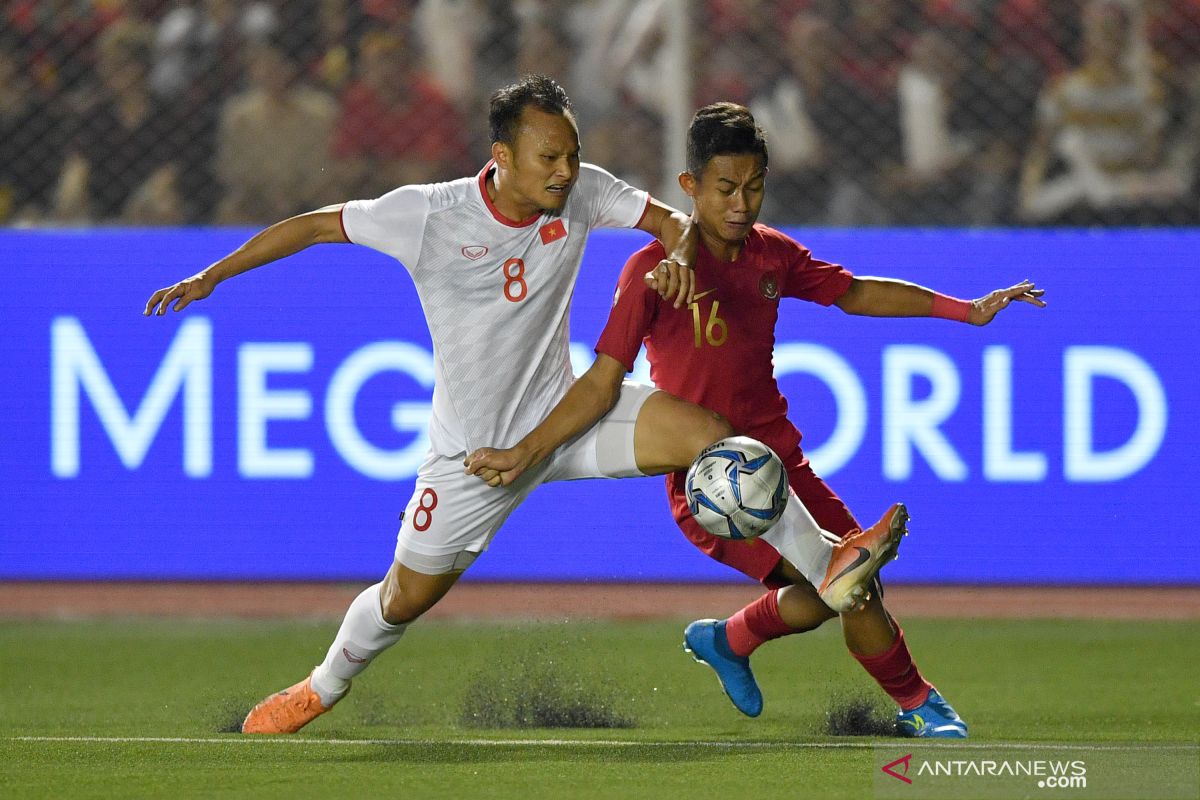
[595,224,853,457]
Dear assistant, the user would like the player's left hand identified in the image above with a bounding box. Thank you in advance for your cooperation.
[643,258,695,309]
[464,446,532,488]
[969,279,1046,326]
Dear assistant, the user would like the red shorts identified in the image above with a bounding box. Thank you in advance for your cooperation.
[668,445,860,589]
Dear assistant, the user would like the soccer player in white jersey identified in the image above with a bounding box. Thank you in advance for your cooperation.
[145,76,896,735]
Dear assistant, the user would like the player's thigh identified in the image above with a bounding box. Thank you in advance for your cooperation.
[548,381,657,480]
[394,450,542,575]
[632,389,733,475]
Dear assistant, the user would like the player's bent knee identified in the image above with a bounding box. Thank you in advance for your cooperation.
[679,408,734,460]
[634,394,734,473]
[379,559,466,625]
[380,577,454,625]
[700,411,735,447]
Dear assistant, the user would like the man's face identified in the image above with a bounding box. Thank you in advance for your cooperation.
[495,107,581,214]
[682,153,766,246]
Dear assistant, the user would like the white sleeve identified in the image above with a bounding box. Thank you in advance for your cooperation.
[578,163,651,230]
[340,184,431,269]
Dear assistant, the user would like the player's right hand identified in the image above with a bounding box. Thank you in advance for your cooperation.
[464,446,532,488]
[144,272,216,316]
[643,258,696,309]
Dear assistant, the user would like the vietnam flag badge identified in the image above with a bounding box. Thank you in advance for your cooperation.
[539,219,567,245]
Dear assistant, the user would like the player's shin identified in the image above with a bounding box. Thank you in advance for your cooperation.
[310,582,408,706]
[757,491,836,587]
[850,624,933,711]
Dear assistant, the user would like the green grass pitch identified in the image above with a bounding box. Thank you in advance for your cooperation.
[1,616,1196,799]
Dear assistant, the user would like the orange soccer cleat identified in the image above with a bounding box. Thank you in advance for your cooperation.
[818,502,909,613]
[241,672,338,734]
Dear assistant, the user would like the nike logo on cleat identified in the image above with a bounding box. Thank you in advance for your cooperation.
[829,547,871,584]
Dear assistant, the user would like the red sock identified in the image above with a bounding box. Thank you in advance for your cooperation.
[851,626,933,711]
[723,590,797,658]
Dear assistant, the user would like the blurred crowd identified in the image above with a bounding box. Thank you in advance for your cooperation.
[1,0,1198,227]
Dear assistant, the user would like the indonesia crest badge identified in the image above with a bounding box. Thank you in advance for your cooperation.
[759,272,780,300]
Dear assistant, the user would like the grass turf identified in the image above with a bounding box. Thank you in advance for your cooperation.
[1,616,1196,799]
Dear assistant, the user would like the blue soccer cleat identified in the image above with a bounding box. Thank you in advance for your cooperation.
[896,687,968,738]
[682,619,763,717]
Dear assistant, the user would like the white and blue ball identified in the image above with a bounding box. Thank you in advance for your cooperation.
[685,436,788,540]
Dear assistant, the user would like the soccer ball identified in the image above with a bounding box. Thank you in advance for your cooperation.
[685,436,788,540]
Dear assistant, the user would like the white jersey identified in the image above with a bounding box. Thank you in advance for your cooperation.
[340,161,650,456]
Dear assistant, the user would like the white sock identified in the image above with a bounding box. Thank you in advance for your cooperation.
[759,489,836,587]
[310,582,408,706]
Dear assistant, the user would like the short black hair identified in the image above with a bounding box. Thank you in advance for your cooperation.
[489,74,574,145]
[686,102,769,177]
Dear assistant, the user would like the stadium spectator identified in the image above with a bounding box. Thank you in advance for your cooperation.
[4,0,109,104]
[838,0,910,99]
[886,27,976,224]
[6,0,1200,227]
[307,0,370,94]
[820,1,904,225]
[991,0,1073,79]
[149,0,276,99]
[514,7,571,86]
[949,4,1048,225]
[559,0,675,192]
[1169,62,1200,222]
[330,31,470,197]
[696,0,785,107]
[51,21,188,224]
[215,39,337,224]
[747,12,837,224]
[0,35,67,223]
[146,0,260,222]
[1018,0,1189,224]
[414,0,484,111]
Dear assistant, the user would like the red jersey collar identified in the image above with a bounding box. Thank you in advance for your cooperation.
[476,160,542,228]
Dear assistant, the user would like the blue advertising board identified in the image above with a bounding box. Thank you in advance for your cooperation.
[1,227,1196,583]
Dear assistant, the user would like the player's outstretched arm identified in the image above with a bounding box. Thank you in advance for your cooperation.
[464,355,627,488]
[834,277,1045,326]
[143,205,349,316]
[636,199,696,308]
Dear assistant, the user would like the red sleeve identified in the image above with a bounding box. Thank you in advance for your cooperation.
[594,245,663,371]
[776,231,854,305]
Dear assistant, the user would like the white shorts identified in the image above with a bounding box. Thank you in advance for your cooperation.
[394,381,658,574]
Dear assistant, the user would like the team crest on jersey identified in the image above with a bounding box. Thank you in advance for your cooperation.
[759,273,780,300]
[461,245,489,260]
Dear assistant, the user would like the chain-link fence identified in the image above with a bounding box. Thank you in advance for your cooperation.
[2,0,1198,227]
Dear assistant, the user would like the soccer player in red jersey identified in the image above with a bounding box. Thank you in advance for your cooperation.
[468,102,1044,737]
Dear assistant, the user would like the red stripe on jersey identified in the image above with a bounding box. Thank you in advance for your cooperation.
[337,204,351,243]
[634,195,653,229]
